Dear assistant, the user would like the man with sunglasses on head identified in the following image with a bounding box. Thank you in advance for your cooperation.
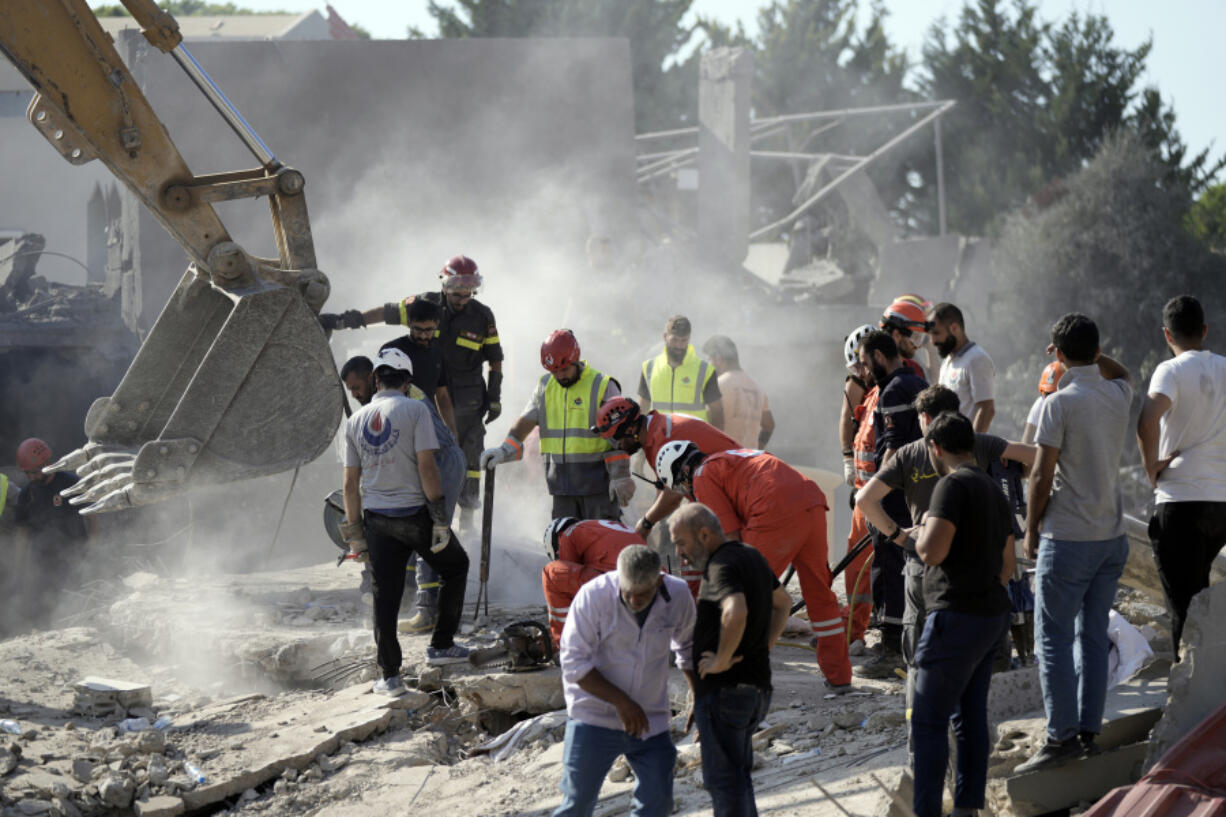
[320,254,504,530]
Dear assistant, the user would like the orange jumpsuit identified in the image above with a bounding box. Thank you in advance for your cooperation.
[846,385,880,643]
[692,449,852,686]
[640,412,739,595]
[542,519,644,645]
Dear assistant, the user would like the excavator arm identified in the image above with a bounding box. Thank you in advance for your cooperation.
[0,0,343,513]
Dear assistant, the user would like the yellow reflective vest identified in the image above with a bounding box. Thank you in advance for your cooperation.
[536,362,615,496]
[642,345,714,420]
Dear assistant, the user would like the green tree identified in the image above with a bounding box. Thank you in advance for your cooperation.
[1188,183,1226,253]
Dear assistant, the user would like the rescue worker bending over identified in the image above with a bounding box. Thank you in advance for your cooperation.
[481,329,633,521]
[321,254,502,529]
[638,315,723,428]
[541,517,644,646]
[656,441,852,690]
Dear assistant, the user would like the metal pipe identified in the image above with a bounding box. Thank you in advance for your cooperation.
[751,99,952,128]
[751,150,866,162]
[634,125,699,142]
[636,147,698,163]
[170,44,277,168]
[750,100,956,240]
[935,116,947,236]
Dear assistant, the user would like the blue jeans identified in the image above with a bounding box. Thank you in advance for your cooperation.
[911,610,1009,817]
[1034,534,1128,742]
[554,720,676,817]
[693,686,771,817]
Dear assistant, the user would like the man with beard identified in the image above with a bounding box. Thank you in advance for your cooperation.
[854,331,926,680]
[481,329,632,521]
[379,297,458,435]
[637,316,724,429]
[320,254,503,531]
[590,396,738,595]
[929,303,996,432]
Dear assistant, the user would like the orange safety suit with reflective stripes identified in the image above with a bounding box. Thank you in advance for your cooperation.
[846,385,880,643]
[691,449,851,686]
[542,519,644,646]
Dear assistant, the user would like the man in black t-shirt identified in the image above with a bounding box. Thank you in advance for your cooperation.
[911,413,1013,817]
[379,298,458,436]
[670,503,790,817]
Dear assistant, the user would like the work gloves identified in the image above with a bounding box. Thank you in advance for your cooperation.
[339,519,368,563]
[318,309,366,331]
[485,371,503,424]
[609,477,635,507]
[843,456,856,487]
[427,498,450,553]
[480,435,522,470]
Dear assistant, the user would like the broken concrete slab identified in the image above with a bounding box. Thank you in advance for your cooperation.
[455,668,564,715]
[987,666,1043,725]
[177,683,406,811]
[132,795,184,817]
[73,677,152,718]
[1144,581,1226,771]
[1005,742,1147,817]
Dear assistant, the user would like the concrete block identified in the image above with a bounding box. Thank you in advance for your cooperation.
[456,669,564,715]
[72,677,152,718]
[986,666,1042,724]
[1005,742,1146,816]
[133,795,185,817]
[871,235,963,306]
[1145,581,1226,770]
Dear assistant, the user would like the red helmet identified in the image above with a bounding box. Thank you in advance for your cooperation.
[440,254,482,291]
[591,397,641,439]
[541,329,580,373]
[16,438,52,472]
[881,297,930,334]
[1038,361,1065,395]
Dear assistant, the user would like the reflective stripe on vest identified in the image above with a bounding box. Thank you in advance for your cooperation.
[538,363,612,460]
[0,473,7,517]
[852,387,879,487]
[642,346,712,420]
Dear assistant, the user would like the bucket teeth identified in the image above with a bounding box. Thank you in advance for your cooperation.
[44,442,105,475]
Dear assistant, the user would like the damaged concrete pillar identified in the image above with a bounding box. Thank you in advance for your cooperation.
[698,47,752,267]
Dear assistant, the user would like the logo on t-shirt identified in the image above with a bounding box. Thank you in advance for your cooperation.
[572,397,583,407]
[361,410,400,455]
[682,376,692,384]
[52,494,63,507]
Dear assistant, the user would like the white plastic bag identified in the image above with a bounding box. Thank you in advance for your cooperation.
[1106,609,1154,688]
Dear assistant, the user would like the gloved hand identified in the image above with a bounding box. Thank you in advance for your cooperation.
[609,476,635,506]
[339,309,366,328]
[318,313,342,331]
[479,436,522,470]
[339,519,368,563]
[484,402,502,424]
[485,371,503,424]
[431,524,451,553]
[842,456,856,487]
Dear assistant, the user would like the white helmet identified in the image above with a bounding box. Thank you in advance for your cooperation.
[655,440,700,491]
[543,517,579,560]
[843,324,875,371]
[374,346,414,375]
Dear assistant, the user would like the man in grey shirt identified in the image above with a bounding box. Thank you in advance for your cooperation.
[1017,314,1132,772]
[341,348,471,695]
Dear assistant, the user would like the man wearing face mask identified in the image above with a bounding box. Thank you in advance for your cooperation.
[929,303,995,432]
[854,330,927,679]
[481,330,632,521]
[319,254,504,530]
[637,316,724,429]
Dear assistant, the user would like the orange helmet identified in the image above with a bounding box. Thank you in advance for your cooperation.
[541,329,580,373]
[1038,361,1065,395]
[881,297,931,334]
[440,254,482,291]
[591,396,641,439]
[16,438,52,472]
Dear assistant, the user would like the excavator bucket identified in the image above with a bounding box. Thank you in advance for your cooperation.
[54,271,343,513]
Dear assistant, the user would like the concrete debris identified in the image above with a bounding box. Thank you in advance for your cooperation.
[0,747,18,775]
[470,710,567,761]
[457,669,565,715]
[70,758,94,783]
[72,678,152,719]
[832,710,864,730]
[607,755,631,782]
[1005,743,1147,817]
[1144,580,1226,771]
[98,774,135,808]
[15,800,54,816]
[132,795,185,817]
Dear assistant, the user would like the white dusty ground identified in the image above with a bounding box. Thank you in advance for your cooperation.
[0,559,1176,817]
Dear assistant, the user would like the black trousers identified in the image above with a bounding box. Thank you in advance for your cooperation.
[551,492,622,522]
[454,407,485,510]
[870,531,906,647]
[364,508,469,676]
[1148,501,1226,656]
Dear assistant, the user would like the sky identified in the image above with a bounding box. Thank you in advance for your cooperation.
[96,0,1220,160]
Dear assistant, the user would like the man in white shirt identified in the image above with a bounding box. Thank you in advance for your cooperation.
[930,303,996,431]
[1136,295,1226,658]
[555,546,695,817]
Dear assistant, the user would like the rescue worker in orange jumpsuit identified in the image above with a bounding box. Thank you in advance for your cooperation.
[841,324,878,651]
[656,441,853,690]
[540,516,645,646]
[591,397,738,595]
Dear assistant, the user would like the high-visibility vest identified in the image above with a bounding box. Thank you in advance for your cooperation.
[642,345,714,420]
[536,362,615,496]
[0,473,7,517]
[852,386,879,487]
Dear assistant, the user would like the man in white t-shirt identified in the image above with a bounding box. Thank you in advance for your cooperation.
[930,303,996,432]
[701,335,775,449]
[1136,295,1226,658]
